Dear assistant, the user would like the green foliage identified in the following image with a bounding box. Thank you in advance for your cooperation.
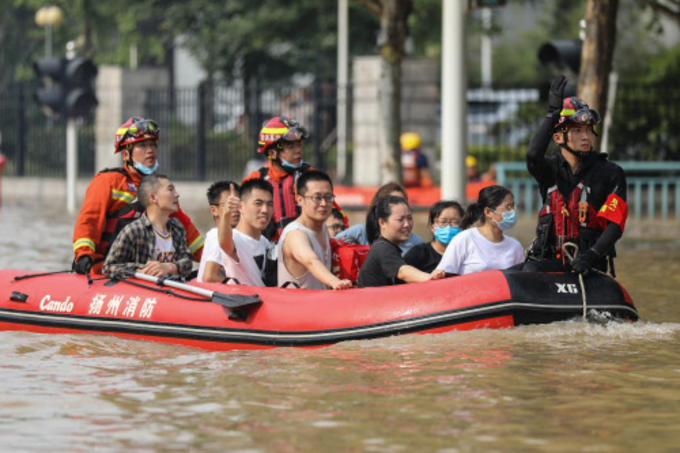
[159,0,378,84]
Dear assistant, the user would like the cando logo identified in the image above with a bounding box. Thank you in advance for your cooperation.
[40,295,75,313]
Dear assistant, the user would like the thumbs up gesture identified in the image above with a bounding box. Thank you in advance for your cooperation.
[224,184,240,214]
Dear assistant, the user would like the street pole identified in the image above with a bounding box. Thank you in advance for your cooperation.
[336,0,349,182]
[65,41,77,214]
[441,0,467,201]
[481,8,492,89]
[66,118,77,214]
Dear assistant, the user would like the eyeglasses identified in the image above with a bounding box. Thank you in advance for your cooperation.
[303,194,335,204]
[433,220,460,227]
[328,224,346,232]
[492,205,518,213]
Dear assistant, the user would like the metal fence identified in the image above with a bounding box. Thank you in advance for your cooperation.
[1,81,678,181]
[0,84,95,177]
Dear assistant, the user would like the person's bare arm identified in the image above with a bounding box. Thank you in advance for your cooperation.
[217,184,240,262]
[396,265,445,283]
[202,261,225,283]
[284,230,352,290]
[141,261,178,277]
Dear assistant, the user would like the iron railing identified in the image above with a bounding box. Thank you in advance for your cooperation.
[0,81,678,181]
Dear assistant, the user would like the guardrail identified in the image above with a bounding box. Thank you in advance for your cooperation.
[495,161,680,220]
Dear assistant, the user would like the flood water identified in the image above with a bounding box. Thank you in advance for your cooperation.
[1,203,680,452]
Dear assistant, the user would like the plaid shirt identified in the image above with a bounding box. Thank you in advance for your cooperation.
[103,214,193,279]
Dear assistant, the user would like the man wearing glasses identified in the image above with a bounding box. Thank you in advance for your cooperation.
[326,208,348,239]
[72,117,204,276]
[278,170,352,290]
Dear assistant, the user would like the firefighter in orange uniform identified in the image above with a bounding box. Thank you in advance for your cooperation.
[72,117,204,275]
[523,76,627,276]
[242,117,308,241]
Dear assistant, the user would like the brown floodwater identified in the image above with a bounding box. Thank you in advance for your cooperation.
[1,203,679,452]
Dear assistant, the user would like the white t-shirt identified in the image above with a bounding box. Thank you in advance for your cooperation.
[197,228,225,283]
[221,229,271,287]
[153,227,175,263]
[277,221,331,290]
[436,228,524,275]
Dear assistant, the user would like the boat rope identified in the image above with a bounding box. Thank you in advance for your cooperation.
[563,242,587,320]
[13,270,75,282]
[114,276,212,302]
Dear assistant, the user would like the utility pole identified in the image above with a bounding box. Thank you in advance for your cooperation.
[441,1,468,201]
[337,0,349,182]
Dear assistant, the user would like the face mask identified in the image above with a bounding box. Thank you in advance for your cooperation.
[133,160,159,175]
[434,226,461,245]
[494,209,517,231]
[281,158,304,170]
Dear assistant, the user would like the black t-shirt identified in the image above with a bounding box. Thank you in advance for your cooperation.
[404,242,443,273]
[357,237,407,288]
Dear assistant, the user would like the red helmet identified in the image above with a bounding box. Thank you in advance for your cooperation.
[258,116,309,154]
[114,117,160,154]
[555,97,601,130]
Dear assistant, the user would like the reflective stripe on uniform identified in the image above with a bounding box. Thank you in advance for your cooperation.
[188,235,204,254]
[111,189,135,204]
[73,238,96,252]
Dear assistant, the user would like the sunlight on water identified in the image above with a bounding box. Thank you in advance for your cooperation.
[1,203,680,451]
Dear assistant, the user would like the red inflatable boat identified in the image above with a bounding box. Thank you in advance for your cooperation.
[0,268,638,351]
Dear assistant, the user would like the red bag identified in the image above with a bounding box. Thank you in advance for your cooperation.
[330,239,371,282]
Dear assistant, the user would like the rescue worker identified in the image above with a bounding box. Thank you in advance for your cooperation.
[72,117,204,275]
[523,76,628,276]
[242,116,310,241]
[400,132,433,188]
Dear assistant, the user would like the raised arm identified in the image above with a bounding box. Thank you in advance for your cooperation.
[527,76,566,186]
[217,184,241,261]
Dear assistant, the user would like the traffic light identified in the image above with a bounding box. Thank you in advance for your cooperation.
[538,39,582,78]
[33,57,98,118]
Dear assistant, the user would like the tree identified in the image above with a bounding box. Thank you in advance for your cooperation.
[356,0,413,184]
[578,0,619,134]
[637,0,680,25]
[159,0,379,140]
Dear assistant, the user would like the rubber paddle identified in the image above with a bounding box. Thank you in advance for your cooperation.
[129,271,262,309]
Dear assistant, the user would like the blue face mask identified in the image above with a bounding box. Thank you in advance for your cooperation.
[494,209,517,231]
[434,226,462,245]
[281,158,304,170]
[133,160,159,175]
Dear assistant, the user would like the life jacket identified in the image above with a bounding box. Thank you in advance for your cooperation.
[95,168,143,263]
[330,239,371,283]
[532,180,615,273]
[540,181,603,242]
[257,165,307,241]
[402,150,420,187]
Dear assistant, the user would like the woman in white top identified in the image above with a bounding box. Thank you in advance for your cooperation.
[436,185,525,276]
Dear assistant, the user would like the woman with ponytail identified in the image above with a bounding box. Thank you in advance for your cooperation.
[335,182,424,255]
[435,185,524,276]
[358,196,445,288]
